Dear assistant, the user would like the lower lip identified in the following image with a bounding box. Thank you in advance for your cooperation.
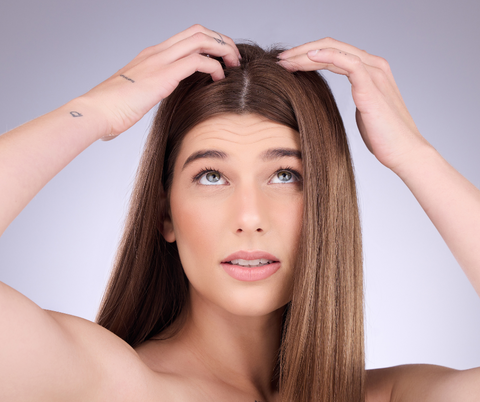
[221,262,281,282]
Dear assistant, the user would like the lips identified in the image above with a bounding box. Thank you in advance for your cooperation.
[221,250,281,282]
[221,250,279,264]
[228,258,274,267]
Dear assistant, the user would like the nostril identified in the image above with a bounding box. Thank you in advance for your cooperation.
[236,227,263,233]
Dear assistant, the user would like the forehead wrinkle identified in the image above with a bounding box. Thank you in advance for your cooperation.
[191,125,288,139]
[193,134,294,145]
[179,115,301,167]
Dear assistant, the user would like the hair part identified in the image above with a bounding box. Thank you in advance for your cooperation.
[96,42,365,402]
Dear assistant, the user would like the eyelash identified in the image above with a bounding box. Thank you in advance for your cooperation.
[191,166,303,184]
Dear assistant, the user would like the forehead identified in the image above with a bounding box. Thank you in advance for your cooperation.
[178,113,301,154]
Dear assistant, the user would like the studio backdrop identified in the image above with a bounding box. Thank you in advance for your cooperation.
[1,0,479,371]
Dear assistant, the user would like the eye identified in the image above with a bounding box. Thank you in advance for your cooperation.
[270,168,301,184]
[197,170,228,185]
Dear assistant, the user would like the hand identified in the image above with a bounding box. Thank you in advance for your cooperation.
[79,25,241,140]
[277,38,431,173]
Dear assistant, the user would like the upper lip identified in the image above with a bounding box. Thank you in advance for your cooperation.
[221,250,280,263]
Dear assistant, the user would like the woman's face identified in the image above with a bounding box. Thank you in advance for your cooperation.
[164,113,303,317]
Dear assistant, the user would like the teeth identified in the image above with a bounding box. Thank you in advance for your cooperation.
[229,258,274,267]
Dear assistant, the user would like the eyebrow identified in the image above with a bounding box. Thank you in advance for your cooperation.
[182,147,302,171]
[182,149,228,171]
[260,147,302,161]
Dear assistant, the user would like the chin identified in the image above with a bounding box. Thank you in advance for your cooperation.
[192,281,291,318]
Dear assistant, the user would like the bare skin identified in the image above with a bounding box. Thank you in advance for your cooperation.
[1,25,480,401]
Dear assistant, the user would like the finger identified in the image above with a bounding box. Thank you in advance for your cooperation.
[159,31,241,68]
[119,25,240,75]
[277,53,349,75]
[308,47,414,132]
[306,48,382,104]
[279,37,401,97]
[164,53,226,83]
[279,37,376,67]
[144,24,241,60]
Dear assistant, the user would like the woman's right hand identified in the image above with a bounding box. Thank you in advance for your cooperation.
[0,25,239,237]
[0,26,240,401]
[79,24,241,140]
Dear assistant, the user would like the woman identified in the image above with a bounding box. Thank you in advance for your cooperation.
[0,24,479,402]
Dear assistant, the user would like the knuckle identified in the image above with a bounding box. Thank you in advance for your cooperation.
[322,37,339,47]
[192,32,205,39]
[188,53,202,63]
[376,56,390,70]
[349,55,362,66]
[369,67,388,85]
[360,49,370,58]
[191,31,206,42]
[189,23,205,32]
[190,53,210,68]
[140,45,155,55]
[375,69,389,84]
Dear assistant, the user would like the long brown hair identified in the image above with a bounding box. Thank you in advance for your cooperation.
[96,43,364,402]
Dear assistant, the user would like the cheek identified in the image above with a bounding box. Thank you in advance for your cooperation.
[271,193,303,246]
[169,192,225,266]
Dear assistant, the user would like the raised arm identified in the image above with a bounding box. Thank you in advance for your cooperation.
[0,25,241,401]
[0,24,241,238]
[278,38,480,296]
[278,38,480,402]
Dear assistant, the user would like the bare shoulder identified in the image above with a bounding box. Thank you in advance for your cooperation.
[48,312,200,401]
[45,310,155,401]
[366,364,480,402]
[0,276,195,402]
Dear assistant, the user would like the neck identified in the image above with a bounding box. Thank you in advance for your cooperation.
[178,287,285,400]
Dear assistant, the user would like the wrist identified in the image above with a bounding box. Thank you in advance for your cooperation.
[62,96,111,142]
[391,142,443,183]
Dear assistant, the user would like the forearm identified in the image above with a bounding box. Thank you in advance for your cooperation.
[0,97,107,237]
[394,144,480,295]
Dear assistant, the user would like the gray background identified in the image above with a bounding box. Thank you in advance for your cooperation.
[1,0,479,370]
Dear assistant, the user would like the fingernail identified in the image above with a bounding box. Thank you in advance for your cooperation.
[307,49,319,57]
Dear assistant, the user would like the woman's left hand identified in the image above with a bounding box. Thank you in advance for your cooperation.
[279,38,480,402]
[277,38,431,173]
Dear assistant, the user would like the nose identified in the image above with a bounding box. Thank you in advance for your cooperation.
[231,183,268,235]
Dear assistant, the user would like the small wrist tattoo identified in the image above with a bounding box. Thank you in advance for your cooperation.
[70,111,83,117]
[120,74,135,83]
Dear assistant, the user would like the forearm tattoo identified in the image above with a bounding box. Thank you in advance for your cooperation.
[70,111,83,117]
[120,74,135,83]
